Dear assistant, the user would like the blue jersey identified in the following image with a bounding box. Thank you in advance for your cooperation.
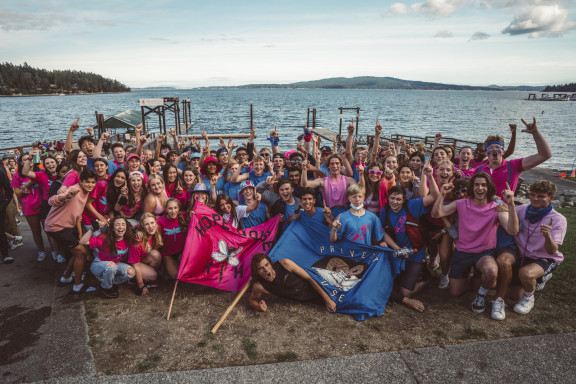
[337,210,384,246]
[240,202,267,229]
[300,208,328,226]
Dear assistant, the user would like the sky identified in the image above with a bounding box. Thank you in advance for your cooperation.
[1,0,575,88]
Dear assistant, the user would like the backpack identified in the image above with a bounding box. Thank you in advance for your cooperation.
[383,203,425,249]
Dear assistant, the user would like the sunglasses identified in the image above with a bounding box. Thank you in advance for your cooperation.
[369,170,383,177]
[292,158,303,163]
[237,152,248,157]
[455,188,468,196]
[261,153,271,157]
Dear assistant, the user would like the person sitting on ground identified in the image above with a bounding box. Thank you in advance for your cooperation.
[509,180,567,315]
[248,253,336,313]
[45,169,99,294]
[432,172,518,320]
[80,216,137,299]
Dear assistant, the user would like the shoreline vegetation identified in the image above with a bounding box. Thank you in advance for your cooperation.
[0,62,130,96]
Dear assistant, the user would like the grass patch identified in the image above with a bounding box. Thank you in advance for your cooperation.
[88,337,100,347]
[276,351,298,362]
[197,340,207,348]
[137,354,161,373]
[241,338,258,361]
[510,326,539,337]
[212,344,223,351]
[460,326,488,340]
[433,329,448,339]
[85,309,97,324]
[355,342,369,352]
[112,333,127,343]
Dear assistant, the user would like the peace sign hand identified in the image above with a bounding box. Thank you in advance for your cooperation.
[502,182,515,205]
[441,177,454,195]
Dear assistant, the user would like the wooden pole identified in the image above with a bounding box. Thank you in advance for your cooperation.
[166,280,179,320]
[210,279,252,334]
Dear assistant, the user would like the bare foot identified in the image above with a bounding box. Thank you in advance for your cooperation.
[403,297,425,312]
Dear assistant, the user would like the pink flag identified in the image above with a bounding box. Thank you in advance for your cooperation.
[177,202,281,291]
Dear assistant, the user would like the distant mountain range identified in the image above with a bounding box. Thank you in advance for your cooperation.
[198,76,544,91]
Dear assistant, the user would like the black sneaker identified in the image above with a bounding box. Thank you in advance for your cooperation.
[472,294,486,313]
[99,286,119,299]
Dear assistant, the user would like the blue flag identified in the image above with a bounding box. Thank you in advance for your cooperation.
[268,219,401,321]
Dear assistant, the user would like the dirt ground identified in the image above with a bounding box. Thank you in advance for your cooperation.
[85,270,576,376]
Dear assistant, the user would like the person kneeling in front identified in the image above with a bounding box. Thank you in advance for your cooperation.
[509,180,567,315]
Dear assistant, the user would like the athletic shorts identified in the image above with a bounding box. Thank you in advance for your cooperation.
[511,257,561,287]
[449,249,495,279]
[495,245,519,260]
[46,227,81,249]
[399,261,425,291]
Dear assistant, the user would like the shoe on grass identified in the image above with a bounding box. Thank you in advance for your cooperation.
[472,294,486,313]
[491,297,506,321]
[514,294,535,315]
[72,283,96,294]
[99,286,119,299]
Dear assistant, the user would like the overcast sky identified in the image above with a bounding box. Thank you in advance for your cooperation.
[1,0,575,87]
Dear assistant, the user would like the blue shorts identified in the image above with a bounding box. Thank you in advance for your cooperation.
[449,249,495,279]
[511,257,560,287]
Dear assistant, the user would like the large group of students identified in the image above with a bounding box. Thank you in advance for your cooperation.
[0,116,567,320]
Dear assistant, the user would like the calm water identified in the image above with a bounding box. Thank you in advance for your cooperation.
[0,89,574,169]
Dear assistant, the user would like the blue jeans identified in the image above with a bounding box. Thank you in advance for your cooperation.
[90,257,134,289]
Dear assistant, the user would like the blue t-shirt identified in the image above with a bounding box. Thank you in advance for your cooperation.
[240,202,267,229]
[300,208,328,226]
[379,198,427,262]
[248,171,270,186]
[223,180,243,203]
[282,202,297,230]
[202,176,225,195]
[337,210,384,246]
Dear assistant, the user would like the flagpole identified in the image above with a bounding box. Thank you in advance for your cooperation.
[167,280,179,320]
[210,279,252,334]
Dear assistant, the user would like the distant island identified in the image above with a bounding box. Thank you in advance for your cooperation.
[0,62,131,96]
[198,76,545,91]
[542,83,576,92]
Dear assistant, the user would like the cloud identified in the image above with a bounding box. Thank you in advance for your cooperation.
[201,34,243,42]
[434,30,453,38]
[150,37,170,41]
[0,9,72,31]
[502,4,576,37]
[386,0,466,18]
[263,44,275,48]
[469,31,490,40]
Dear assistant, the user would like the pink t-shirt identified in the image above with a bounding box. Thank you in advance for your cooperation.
[323,175,348,208]
[35,171,57,200]
[157,214,185,257]
[11,173,42,215]
[89,235,137,263]
[472,158,523,199]
[82,180,109,225]
[166,184,188,208]
[129,238,154,263]
[514,205,566,263]
[455,199,500,253]
[63,170,80,187]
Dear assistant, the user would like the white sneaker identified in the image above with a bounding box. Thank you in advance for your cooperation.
[51,251,58,261]
[536,273,552,291]
[438,274,449,289]
[37,251,46,262]
[491,297,506,321]
[56,254,66,263]
[14,235,23,241]
[514,294,535,315]
[9,240,20,250]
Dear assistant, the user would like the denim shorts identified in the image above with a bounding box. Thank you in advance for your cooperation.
[90,257,134,289]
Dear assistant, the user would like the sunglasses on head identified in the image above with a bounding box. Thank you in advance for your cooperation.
[369,170,383,177]
[455,188,468,196]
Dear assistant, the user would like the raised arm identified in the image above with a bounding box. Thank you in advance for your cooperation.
[300,160,323,189]
[154,133,166,159]
[330,214,341,243]
[431,182,458,218]
[345,121,354,166]
[64,118,80,154]
[422,163,440,206]
[519,118,552,171]
[503,123,517,159]
[370,121,383,164]
[498,183,519,235]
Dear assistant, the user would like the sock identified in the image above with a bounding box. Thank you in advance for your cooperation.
[478,286,488,296]
[524,291,534,298]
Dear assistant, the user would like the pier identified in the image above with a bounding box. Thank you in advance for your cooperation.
[526,93,576,101]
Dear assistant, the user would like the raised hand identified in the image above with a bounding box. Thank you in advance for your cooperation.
[521,117,538,134]
[140,134,147,144]
[423,159,433,178]
[87,127,94,136]
[509,123,517,134]
[158,133,166,142]
[169,128,176,136]
[201,129,208,140]
[441,179,454,195]
[347,119,355,135]
[435,133,442,140]
[228,138,236,149]
[301,159,309,171]
[135,124,143,134]
[356,164,364,175]
[219,137,226,148]
[265,175,278,186]
[332,214,342,231]
[210,173,222,186]
[502,182,515,205]
[101,131,111,140]
[540,217,553,238]
[270,126,278,138]
[375,120,383,135]
[70,117,80,132]
[255,192,262,202]
[322,201,332,216]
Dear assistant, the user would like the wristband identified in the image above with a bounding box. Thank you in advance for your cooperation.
[267,137,279,146]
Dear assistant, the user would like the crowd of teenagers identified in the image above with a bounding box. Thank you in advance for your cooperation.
[0,116,567,321]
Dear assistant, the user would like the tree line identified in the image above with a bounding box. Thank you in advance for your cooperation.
[0,62,131,96]
[542,83,576,92]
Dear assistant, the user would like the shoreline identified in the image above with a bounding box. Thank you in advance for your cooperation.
[0,91,132,98]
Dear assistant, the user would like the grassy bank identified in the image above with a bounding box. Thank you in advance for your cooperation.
[85,208,575,376]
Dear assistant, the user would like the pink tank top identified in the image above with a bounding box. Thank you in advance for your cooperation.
[323,175,348,208]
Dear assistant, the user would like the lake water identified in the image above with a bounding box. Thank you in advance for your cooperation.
[0,89,574,170]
